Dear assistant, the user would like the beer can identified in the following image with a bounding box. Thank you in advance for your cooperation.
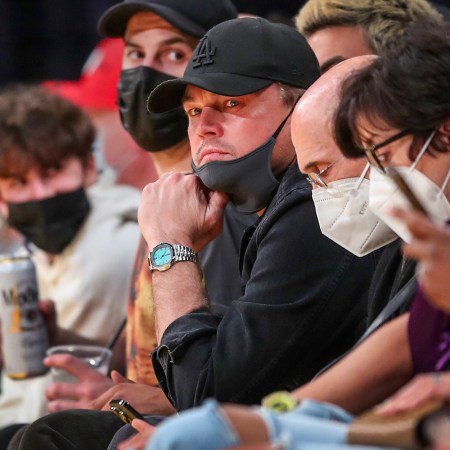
[0,249,49,379]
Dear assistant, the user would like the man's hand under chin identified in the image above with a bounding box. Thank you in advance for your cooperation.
[138,172,228,252]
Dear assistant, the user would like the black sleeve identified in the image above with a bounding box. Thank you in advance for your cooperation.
[152,185,374,411]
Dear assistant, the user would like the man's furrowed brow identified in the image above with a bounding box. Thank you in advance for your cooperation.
[182,93,194,106]
[303,160,318,172]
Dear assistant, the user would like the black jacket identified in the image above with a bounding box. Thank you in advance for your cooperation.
[152,166,380,410]
[366,239,416,325]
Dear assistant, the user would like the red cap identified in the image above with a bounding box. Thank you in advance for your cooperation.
[43,38,124,110]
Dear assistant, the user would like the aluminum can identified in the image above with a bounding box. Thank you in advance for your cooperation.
[0,250,48,379]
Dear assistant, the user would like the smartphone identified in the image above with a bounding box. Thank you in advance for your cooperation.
[109,399,145,425]
[385,166,429,217]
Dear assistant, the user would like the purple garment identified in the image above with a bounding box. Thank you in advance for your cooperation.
[408,284,450,374]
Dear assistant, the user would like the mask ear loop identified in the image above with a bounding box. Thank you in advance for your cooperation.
[436,169,450,200]
[354,162,371,191]
[408,129,437,173]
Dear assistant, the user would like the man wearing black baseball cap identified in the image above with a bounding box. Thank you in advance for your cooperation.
[98,0,237,39]
[139,17,377,414]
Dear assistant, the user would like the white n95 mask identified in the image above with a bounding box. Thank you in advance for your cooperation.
[369,131,450,243]
[312,164,397,257]
[369,168,450,242]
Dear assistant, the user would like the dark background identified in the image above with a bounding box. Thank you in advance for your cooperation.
[0,0,447,87]
[0,0,307,87]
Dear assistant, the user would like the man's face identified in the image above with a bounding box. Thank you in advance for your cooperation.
[356,115,450,191]
[123,13,195,76]
[0,157,93,212]
[307,26,374,71]
[293,56,376,186]
[183,84,295,174]
[292,112,365,187]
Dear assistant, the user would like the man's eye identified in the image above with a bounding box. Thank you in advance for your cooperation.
[5,178,25,189]
[166,49,187,62]
[226,99,240,108]
[42,167,60,179]
[126,49,144,61]
[377,152,390,163]
[188,108,201,117]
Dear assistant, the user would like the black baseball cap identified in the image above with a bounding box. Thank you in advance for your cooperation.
[98,0,238,38]
[148,18,320,113]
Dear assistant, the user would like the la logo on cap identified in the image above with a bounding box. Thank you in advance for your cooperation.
[192,36,216,68]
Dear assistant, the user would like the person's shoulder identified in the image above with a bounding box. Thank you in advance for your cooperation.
[89,176,141,201]
[263,165,312,220]
[276,165,311,202]
[87,181,141,222]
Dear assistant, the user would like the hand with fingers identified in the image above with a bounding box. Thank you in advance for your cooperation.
[93,371,175,416]
[45,353,114,412]
[391,208,450,313]
[39,299,59,344]
[376,372,450,416]
[138,172,228,252]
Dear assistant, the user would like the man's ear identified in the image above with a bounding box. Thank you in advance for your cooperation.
[438,120,450,140]
[83,154,98,187]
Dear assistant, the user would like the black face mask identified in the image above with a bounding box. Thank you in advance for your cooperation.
[117,66,188,152]
[7,188,91,254]
[192,108,294,214]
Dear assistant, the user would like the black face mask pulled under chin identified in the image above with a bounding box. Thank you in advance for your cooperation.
[192,108,294,214]
[118,66,188,152]
[7,188,91,254]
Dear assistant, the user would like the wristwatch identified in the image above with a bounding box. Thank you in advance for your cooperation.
[148,242,198,272]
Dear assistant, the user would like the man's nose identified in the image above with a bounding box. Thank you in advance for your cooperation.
[28,179,56,200]
[141,53,160,71]
[195,107,223,138]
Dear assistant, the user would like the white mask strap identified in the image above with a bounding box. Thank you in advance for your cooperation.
[355,162,370,190]
[437,169,450,199]
[409,129,437,173]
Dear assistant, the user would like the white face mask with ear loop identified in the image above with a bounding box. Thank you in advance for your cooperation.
[369,130,450,243]
[312,162,398,257]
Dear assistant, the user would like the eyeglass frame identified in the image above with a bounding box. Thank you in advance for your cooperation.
[306,157,342,188]
[362,129,410,174]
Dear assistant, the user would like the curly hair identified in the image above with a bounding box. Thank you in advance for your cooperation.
[296,0,442,55]
[0,84,95,179]
[333,19,450,160]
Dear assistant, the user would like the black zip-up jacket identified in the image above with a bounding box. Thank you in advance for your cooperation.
[152,165,380,410]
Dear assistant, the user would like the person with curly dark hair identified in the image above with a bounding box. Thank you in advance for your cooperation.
[0,84,141,432]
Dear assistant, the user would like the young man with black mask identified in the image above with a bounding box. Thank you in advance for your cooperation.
[0,85,141,432]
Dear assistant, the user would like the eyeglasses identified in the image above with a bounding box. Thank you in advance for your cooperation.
[306,157,342,188]
[363,129,410,174]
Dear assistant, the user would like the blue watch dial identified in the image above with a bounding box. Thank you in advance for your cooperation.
[152,244,174,267]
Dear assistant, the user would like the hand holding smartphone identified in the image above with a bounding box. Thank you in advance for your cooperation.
[109,399,145,425]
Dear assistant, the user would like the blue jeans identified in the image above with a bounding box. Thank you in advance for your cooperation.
[145,399,400,450]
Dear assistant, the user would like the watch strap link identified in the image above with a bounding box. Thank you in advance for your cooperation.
[173,244,198,264]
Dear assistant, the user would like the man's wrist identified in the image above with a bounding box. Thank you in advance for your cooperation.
[144,232,194,251]
[148,242,198,272]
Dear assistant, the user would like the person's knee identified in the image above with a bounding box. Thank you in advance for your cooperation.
[3,424,28,450]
